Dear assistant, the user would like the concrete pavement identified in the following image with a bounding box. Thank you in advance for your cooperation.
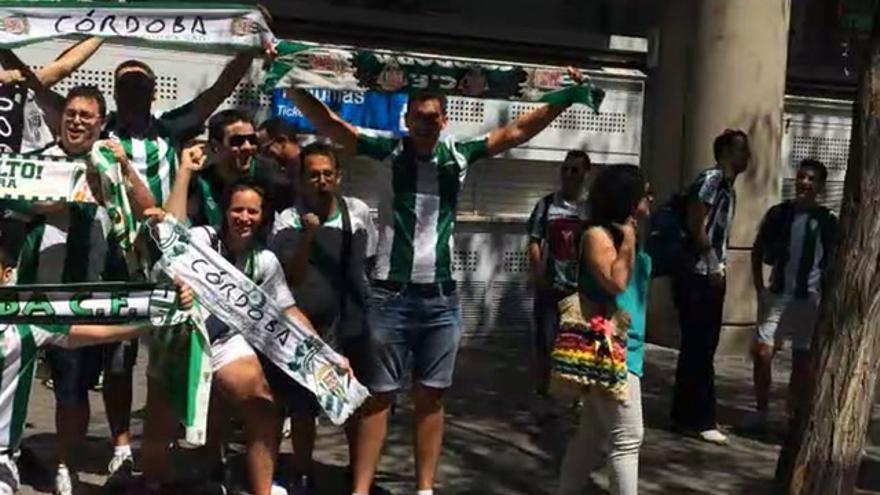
[15,337,880,494]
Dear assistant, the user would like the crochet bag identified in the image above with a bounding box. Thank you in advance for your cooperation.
[550,291,631,402]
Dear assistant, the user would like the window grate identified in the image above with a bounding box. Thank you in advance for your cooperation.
[790,135,849,174]
[447,97,485,124]
[510,102,626,133]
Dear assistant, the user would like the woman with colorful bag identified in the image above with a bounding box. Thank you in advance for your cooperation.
[556,165,653,495]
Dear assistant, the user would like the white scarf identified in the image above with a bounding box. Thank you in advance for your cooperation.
[0,4,274,51]
[148,215,370,424]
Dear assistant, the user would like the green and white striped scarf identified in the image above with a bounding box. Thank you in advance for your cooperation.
[90,142,146,279]
[265,41,605,111]
[90,145,214,446]
[0,281,212,444]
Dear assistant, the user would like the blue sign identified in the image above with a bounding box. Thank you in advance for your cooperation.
[272,88,408,136]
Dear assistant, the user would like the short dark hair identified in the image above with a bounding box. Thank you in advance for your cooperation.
[219,178,274,245]
[299,142,339,176]
[64,85,106,120]
[258,117,298,141]
[564,149,592,169]
[208,109,254,144]
[406,92,447,115]
[713,129,749,162]
[588,165,646,226]
[799,158,828,185]
[114,59,156,81]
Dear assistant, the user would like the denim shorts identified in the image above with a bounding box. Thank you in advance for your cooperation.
[364,284,463,393]
[756,291,821,351]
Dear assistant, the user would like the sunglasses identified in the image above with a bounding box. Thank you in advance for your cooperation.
[228,134,258,148]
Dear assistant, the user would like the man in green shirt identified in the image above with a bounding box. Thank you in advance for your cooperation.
[288,70,585,495]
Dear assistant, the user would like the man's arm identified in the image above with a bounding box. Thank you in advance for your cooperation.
[97,140,156,218]
[67,323,151,348]
[686,199,713,256]
[165,143,206,221]
[286,88,359,153]
[528,239,545,288]
[485,67,584,156]
[751,224,767,294]
[525,199,547,288]
[486,102,569,157]
[283,215,319,288]
[35,37,104,87]
[187,52,256,124]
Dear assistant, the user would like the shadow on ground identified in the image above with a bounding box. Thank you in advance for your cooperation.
[16,337,880,494]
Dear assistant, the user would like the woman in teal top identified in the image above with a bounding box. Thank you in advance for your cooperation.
[558,165,652,495]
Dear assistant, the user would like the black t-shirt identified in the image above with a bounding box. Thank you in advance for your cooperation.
[270,198,376,341]
[186,158,296,228]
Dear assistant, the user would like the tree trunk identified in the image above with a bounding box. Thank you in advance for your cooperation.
[775,6,880,495]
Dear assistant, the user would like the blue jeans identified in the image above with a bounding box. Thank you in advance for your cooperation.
[365,284,463,393]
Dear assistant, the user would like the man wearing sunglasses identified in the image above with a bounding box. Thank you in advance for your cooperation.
[165,109,287,229]
[526,150,593,422]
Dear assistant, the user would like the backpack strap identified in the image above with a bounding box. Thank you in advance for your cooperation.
[337,195,353,318]
[540,192,555,236]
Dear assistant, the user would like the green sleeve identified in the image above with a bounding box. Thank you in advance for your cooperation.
[356,130,399,161]
[455,136,490,164]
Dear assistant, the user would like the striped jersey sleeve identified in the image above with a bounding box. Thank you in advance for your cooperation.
[453,135,489,164]
[356,128,400,162]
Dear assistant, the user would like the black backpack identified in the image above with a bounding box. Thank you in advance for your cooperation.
[645,193,693,278]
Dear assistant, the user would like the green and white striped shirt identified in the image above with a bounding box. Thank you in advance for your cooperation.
[16,145,112,285]
[0,324,70,451]
[105,103,201,206]
[356,129,489,283]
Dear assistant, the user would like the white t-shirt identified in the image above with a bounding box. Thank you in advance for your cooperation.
[190,226,297,341]
[781,212,825,295]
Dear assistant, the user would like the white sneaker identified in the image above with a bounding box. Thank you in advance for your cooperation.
[282,417,292,439]
[106,452,134,487]
[270,480,289,495]
[0,455,20,495]
[54,465,75,495]
[699,428,729,445]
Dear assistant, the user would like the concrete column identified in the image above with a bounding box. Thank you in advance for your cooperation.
[645,0,791,354]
